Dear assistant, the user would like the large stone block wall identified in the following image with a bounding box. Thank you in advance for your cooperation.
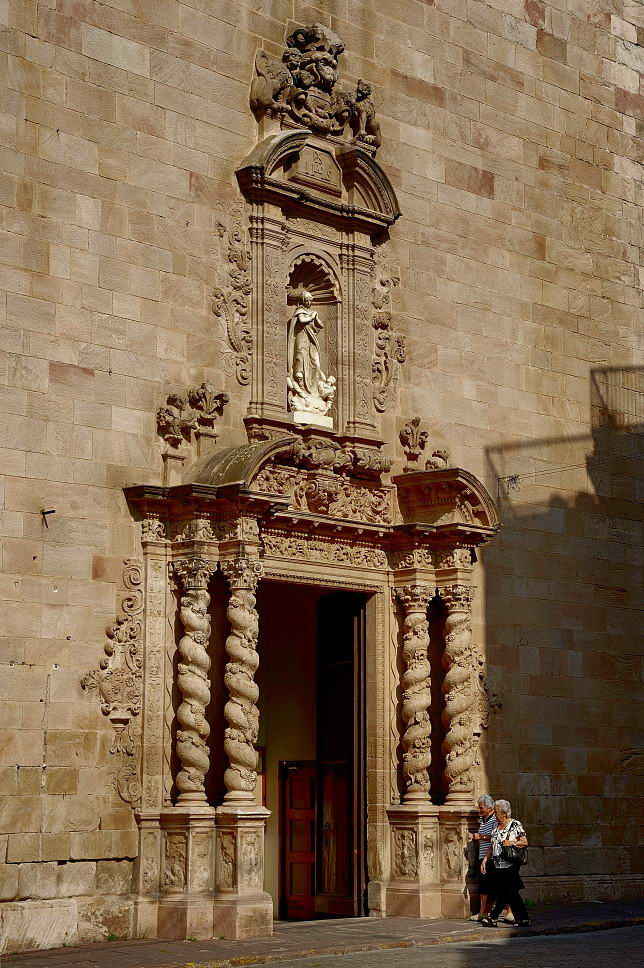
[0,0,642,952]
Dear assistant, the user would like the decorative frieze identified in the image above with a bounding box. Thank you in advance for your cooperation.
[170,557,218,804]
[221,559,264,802]
[394,585,433,801]
[262,528,388,569]
[252,459,392,524]
[80,559,143,807]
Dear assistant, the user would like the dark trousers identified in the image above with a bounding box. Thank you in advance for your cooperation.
[489,863,529,922]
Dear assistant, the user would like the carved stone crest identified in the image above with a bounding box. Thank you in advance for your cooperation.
[250,25,381,152]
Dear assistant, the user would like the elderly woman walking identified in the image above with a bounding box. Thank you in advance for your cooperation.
[480,799,531,927]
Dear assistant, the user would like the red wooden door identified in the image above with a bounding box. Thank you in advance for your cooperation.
[281,763,317,920]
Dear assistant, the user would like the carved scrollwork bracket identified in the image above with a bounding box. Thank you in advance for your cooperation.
[80,559,143,807]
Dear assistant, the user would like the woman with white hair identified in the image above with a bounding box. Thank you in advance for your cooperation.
[480,799,531,927]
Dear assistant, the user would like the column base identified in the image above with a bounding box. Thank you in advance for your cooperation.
[212,893,274,940]
[386,804,441,919]
[439,804,478,919]
[213,802,273,940]
[157,895,215,940]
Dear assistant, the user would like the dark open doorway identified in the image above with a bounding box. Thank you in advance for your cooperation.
[259,586,367,920]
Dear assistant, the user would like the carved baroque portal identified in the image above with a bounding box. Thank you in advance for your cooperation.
[115,25,505,938]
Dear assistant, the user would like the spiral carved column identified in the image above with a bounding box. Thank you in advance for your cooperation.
[441,584,476,804]
[394,585,433,802]
[221,558,263,803]
[171,557,217,806]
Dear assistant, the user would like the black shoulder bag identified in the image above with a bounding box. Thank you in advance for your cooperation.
[500,822,528,866]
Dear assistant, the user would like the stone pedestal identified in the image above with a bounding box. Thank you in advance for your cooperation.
[385,804,440,918]
[156,806,216,941]
[212,803,273,940]
[439,804,477,918]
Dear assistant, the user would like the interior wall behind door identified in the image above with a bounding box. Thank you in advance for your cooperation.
[256,583,319,916]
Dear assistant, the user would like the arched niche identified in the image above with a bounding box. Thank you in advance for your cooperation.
[287,252,341,424]
[235,131,400,444]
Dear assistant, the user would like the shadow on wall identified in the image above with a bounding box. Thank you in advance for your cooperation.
[481,367,644,903]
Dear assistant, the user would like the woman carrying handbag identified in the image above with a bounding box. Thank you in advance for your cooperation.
[480,799,531,927]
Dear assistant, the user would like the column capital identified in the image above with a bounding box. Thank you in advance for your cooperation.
[394,583,433,613]
[440,583,474,611]
[171,556,217,590]
[221,557,263,591]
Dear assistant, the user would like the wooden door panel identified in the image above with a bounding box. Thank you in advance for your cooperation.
[281,763,316,920]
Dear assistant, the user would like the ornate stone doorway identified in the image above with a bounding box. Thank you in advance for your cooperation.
[258,582,368,921]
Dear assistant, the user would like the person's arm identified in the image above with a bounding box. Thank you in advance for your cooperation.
[480,844,493,870]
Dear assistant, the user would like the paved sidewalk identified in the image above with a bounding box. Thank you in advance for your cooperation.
[4,899,644,967]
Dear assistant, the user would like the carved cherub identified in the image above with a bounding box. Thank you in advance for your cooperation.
[351,79,382,150]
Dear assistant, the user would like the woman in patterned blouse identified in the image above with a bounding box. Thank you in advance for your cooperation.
[480,799,531,927]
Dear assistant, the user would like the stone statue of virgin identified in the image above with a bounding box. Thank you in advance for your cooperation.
[287,290,336,422]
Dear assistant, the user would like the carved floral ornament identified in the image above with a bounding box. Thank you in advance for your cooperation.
[400,416,449,472]
[211,202,253,387]
[156,382,229,448]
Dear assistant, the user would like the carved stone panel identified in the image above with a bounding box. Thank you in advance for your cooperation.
[392,828,418,879]
[163,834,187,894]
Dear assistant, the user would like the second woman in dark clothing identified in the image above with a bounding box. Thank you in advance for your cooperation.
[480,799,531,927]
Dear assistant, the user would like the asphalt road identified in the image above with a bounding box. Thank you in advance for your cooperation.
[253,926,644,968]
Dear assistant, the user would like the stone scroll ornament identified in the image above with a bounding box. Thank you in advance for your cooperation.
[221,559,264,801]
[250,24,381,151]
[211,203,253,386]
[371,246,406,414]
[80,560,143,806]
[441,585,476,802]
[171,557,217,804]
[395,585,433,801]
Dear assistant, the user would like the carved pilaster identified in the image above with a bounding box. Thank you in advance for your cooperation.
[221,558,264,803]
[171,557,217,805]
[394,585,433,802]
[440,584,476,804]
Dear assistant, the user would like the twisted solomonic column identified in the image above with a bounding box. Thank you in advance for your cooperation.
[221,558,264,803]
[441,584,476,803]
[394,585,433,802]
[171,557,217,805]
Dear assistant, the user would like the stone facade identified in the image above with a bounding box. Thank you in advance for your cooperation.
[0,0,642,955]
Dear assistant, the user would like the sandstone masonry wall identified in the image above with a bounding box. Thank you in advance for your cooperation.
[0,0,642,952]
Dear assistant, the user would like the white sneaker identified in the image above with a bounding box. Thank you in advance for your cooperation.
[469,914,483,921]
[501,915,515,924]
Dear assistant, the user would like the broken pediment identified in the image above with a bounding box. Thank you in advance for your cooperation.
[236,130,400,237]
